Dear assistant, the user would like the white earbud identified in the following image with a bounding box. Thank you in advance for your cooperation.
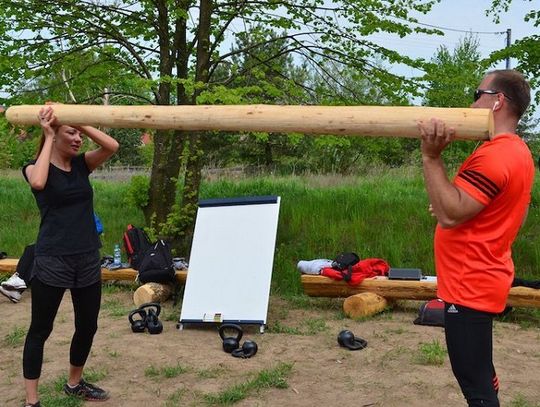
[493,101,500,111]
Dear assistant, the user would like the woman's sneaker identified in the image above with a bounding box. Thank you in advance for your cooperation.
[24,402,41,407]
[63,379,109,401]
[0,286,22,303]
[1,272,27,290]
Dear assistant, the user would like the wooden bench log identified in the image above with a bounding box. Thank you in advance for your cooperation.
[301,275,540,308]
[0,258,187,284]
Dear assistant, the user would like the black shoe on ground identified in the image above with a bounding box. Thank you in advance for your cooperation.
[24,402,41,407]
[63,379,109,401]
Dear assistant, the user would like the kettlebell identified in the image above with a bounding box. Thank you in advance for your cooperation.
[128,308,147,333]
[337,329,368,351]
[139,303,163,335]
[146,308,163,334]
[218,324,243,353]
[231,340,258,359]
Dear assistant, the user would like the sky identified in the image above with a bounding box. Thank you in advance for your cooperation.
[372,0,537,76]
[363,0,538,114]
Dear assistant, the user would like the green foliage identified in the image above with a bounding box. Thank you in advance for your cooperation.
[0,116,40,169]
[423,35,486,108]
[421,35,486,162]
[487,1,540,104]
[126,175,150,210]
[107,128,146,167]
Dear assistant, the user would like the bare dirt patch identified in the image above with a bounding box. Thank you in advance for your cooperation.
[1,286,539,407]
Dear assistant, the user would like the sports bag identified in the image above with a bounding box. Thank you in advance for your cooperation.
[331,252,360,282]
[123,224,151,270]
[137,240,175,284]
[413,298,445,327]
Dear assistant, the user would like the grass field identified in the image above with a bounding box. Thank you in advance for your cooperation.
[1,166,540,296]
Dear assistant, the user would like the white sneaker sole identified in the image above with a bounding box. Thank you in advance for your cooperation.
[0,287,20,303]
[1,282,27,290]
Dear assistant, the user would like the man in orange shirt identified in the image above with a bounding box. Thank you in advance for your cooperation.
[418,70,533,407]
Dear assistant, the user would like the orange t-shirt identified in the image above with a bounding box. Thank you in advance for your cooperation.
[435,134,534,313]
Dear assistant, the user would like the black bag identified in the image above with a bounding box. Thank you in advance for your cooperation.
[17,244,35,285]
[137,240,175,284]
[123,224,152,270]
[331,252,360,282]
[413,299,445,327]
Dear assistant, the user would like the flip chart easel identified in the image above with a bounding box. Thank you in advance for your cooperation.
[178,196,281,333]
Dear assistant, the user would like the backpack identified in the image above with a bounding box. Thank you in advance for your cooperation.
[137,240,175,284]
[331,252,360,282]
[413,299,445,327]
[123,224,152,270]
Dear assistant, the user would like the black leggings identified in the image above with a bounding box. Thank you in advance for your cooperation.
[444,303,499,407]
[23,278,102,380]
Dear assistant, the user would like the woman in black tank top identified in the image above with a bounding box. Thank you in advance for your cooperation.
[22,105,119,407]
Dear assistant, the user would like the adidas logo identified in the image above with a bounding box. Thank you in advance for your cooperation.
[447,304,458,314]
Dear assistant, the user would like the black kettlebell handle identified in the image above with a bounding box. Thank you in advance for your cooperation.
[128,308,147,324]
[218,324,243,342]
[138,302,161,317]
[231,340,258,359]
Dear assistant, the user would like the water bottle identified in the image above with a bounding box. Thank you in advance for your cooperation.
[113,244,122,266]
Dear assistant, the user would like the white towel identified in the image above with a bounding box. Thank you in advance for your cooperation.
[297,259,333,275]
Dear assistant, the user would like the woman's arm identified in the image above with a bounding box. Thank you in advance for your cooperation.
[25,107,56,190]
[78,126,119,172]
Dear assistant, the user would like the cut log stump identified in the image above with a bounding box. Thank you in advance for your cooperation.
[133,282,174,307]
[343,292,389,319]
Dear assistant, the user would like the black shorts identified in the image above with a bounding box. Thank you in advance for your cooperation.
[33,249,101,288]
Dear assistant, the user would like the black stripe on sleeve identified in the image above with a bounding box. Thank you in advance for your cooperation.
[458,170,499,199]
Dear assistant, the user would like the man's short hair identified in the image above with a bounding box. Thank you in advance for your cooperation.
[488,69,531,119]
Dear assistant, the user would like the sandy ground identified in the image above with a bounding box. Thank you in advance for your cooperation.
[1,286,539,407]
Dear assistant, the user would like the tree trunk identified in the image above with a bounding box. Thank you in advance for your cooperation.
[145,0,175,229]
[146,130,178,226]
[171,0,212,255]
[171,132,204,255]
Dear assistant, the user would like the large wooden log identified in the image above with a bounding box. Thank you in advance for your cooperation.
[0,258,187,284]
[133,282,174,306]
[301,275,540,308]
[5,104,493,140]
[343,292,389,318]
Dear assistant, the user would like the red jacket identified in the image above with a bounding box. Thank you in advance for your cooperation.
[321,258,389,286]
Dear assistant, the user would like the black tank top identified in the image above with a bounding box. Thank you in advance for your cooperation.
[23,154,101,256]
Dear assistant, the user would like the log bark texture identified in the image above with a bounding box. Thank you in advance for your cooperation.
[0,259,187,284]
[133,282,174,306]
[6,105,493,140]
[343,292,389,318]
[301,275,540,308]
